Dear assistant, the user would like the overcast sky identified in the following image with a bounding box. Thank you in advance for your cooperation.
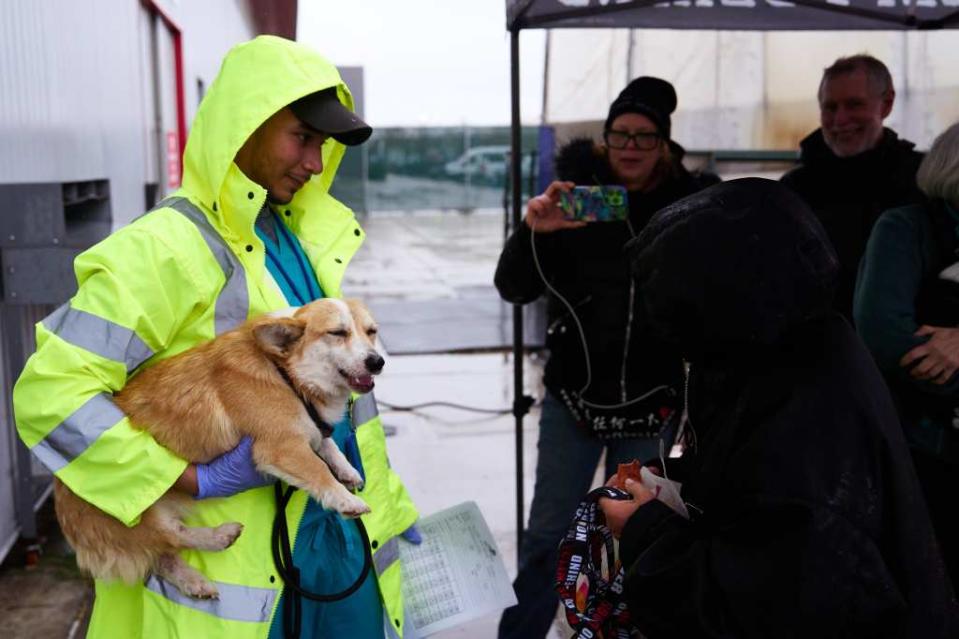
[298,1,546,127]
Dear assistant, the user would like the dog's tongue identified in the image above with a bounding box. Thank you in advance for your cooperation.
[349,373,375,392]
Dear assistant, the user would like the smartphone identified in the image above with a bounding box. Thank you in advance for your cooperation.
[558,185,629,222]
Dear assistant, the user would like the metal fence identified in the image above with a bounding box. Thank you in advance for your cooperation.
[332,125,540,213]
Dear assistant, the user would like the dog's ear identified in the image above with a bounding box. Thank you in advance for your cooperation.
[253,318,305,357]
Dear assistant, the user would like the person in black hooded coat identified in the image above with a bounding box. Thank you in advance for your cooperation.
[599,178,958,638]
[495,76,718,638]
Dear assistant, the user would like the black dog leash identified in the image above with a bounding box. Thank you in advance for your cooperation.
[272,482,373,639]
[270,364,373,639]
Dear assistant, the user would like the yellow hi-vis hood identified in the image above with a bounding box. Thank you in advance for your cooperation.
[181,35,352,215]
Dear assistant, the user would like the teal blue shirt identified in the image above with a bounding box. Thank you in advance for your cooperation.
[855,201,959,457]
[257,210,385,639]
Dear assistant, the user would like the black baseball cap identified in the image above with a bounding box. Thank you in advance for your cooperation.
[289,87,372,146]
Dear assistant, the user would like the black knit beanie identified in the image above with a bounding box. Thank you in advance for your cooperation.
[604,76,677,140]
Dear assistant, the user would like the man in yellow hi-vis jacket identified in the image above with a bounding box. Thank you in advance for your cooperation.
[13,36,418,639]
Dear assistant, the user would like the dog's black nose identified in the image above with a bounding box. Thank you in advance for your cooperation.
[365,353,385,374]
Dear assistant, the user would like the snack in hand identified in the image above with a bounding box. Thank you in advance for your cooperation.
[611,459,643,490]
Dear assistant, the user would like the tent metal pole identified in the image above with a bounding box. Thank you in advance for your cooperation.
[509,27,525,564]
[541,31,551,126]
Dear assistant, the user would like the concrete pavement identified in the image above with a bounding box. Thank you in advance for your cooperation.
[345,209,573,638]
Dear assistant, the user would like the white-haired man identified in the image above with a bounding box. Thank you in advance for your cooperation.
[782,54,924,324]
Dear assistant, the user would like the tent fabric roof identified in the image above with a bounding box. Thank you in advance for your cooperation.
[507,0,959,32]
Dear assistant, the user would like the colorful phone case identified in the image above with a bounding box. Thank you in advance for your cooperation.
[559,186,629,222]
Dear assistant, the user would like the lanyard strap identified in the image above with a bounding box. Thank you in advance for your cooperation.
[262,213,322,304]
[555,486,637,639]
[264,250,308,306]
[275,216,321,300]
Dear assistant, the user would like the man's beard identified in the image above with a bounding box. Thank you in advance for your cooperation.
[824,128,882,158]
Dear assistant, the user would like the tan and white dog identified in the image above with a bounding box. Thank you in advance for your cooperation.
[53,298,384,599]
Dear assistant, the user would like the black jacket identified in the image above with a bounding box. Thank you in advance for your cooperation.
[781,128,924,323]
[621,179,958,638]
[494,139,716,418]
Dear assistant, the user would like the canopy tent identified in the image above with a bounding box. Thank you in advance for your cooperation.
[509,0,959,31]
[504,0,959,557]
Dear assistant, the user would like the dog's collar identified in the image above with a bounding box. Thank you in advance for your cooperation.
[274,364,334,437]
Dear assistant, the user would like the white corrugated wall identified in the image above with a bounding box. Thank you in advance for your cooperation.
[0,0,261,564]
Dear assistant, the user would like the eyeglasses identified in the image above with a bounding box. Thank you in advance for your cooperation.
[604,130,661,151]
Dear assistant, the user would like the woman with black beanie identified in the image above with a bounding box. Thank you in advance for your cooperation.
[494,76,718,638]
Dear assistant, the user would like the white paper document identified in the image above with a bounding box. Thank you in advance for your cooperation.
[640,466,689,519]
[400,501,517,637]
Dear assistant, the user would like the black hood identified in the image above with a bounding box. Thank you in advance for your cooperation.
[626,178,838,360]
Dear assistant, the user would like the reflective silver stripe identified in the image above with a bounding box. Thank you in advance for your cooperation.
[352,392,379,428]
[30,393,125,473]
[42,304,153,373]
[159,197,249,335]
[145,573,277,623]
[381,537,407,638]
[374,535,400,576]
[384,609,403,639]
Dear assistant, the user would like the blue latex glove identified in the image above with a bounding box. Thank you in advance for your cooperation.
[401,522,423,545]
[195,436,272,499]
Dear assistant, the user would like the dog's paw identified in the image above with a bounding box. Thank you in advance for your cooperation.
[182,576,220,600]
[337,467,365,491]
[320,487,371,519]
[210,522,244,550]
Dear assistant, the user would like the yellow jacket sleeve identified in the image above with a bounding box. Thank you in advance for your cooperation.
[13,217,212,526]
